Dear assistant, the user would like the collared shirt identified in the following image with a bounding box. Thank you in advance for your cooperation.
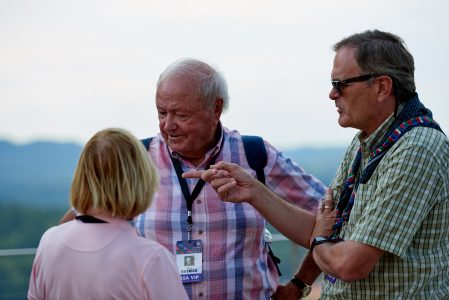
[134,126,325,300]
[28,216,188,300]
[321,114,449,299]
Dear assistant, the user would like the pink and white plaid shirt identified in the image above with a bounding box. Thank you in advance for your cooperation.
[134,126,324,300]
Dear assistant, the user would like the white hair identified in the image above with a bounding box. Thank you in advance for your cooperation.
[157,58,229,111]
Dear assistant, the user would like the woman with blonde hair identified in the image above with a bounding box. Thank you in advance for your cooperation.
[28,128,188,300]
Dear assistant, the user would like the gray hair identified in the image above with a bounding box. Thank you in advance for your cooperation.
[333,30,416,103]
[157,58,229,111]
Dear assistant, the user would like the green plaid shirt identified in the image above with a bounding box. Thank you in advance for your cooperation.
[321,113,449,299]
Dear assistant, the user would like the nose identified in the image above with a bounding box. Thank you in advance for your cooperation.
[329,87,339,101]
[163,113,177,132]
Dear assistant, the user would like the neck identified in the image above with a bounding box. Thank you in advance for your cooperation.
[185,124,222,167]
[362,96,396,137]
[86,208,113,219]
[186,156,206,167]
[361,113,393,138]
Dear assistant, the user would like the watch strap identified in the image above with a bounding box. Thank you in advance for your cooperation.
[311,236,343,251]
[290,276,308,290]
[290,277,312,297]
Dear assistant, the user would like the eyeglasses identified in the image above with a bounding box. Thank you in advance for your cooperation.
[331,74,380,95]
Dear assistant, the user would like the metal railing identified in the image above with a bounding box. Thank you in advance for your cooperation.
[0,233,289,257]
[0,234,319,300]
[0,248,36,257]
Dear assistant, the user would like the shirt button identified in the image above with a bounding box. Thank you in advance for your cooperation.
[199,292,204,297]
[197,200,202,204]
[198,230,203,235]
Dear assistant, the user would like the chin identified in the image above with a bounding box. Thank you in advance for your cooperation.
[168,143,184,153]
[338,118,351,128]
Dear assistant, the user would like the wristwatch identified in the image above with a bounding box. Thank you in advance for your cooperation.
[310,236,331,251]
[290,277,311,298]
[311,236,343,251]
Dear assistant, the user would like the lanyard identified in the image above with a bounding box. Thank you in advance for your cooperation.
[76,215,108,223]
[169,142,222,240]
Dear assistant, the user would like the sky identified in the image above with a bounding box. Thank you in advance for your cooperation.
[1,0,448,150]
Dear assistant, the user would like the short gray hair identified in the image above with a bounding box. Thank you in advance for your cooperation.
[157,58,229,111]
[333,30,416,103]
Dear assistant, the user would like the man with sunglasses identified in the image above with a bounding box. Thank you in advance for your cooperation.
[186,30,449,299]
[313,29,449,298]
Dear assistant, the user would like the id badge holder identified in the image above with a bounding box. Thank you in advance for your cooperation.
[176,240,203,283]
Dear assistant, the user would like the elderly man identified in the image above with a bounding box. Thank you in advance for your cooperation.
[133,59,326,299]
[186,30,449,299]
[60,58,325,299]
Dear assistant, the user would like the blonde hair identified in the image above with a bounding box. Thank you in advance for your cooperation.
[70,128,159,219]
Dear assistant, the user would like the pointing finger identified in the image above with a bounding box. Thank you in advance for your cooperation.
[182,170,204,179]
[182,168,217,182]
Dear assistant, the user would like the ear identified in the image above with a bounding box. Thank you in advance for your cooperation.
[375,75,394,102]
[214,98,224,119]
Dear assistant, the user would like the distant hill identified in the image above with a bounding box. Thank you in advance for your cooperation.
[283,147,345,185]
[0,140,82,208]
[0,140,345,208]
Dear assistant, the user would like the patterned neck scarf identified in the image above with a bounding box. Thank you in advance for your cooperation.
[330,94,443,239]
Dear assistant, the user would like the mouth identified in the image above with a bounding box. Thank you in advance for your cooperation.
[167,135,184,142]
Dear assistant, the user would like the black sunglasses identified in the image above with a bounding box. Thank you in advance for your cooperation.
[331,74,380,94]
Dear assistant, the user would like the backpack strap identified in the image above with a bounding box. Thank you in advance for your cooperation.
[241,135,267,184]
[141,137,153,150]
[242,135,282,276]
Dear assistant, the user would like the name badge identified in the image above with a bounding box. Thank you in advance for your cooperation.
[176,240,203,283]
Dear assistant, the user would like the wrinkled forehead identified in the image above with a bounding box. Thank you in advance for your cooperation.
[157,74,201,97]
[155,75,205,111]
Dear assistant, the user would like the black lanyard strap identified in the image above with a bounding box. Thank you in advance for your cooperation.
[171,157,207,231]
[169,140,223,232]
[76,215,108,223]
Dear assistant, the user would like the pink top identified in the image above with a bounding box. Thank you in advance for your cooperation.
[28,216,188,300]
